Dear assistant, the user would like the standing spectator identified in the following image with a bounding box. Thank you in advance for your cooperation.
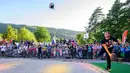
[13,44,17,49]
[56,46,60,58]
[47,44,52,58]
[65,45,70,59]
[24,44,28,52]
[76,45,79,58]
[96,43,102,59]
[38,44,42,59]
[87,44,93,59]
[71,45,76,59]
[43,46,47,58]
[113,43,120,56]
[78,46,82,59]
[53,46,56,58]
[82,45,88,59]
[1,43,6,57]
[125,43,130,60]
[120,45,126,58]
[6,42,13,57]
[62,46,66,58]
[69,44,73,58]
[93,43,98,59]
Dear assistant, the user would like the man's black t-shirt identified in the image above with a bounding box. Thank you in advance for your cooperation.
[101,36,118,51]
[38,47,42,53]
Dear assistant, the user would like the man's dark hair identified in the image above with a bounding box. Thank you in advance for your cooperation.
[105,31,110,34]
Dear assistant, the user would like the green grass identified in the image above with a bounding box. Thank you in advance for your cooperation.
[92,62,130,73]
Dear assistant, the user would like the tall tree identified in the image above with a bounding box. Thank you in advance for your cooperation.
[120,0,130,41]
[87,7,105,32]
[86,0,130,42]
[34,27,51,42]
[104,0,123,38]
[5,25,18,41]
[86,7,104,43]
[18,27,36,41]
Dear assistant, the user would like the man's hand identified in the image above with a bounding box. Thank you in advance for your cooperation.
[110,53,116,60]
[109,54,113,60]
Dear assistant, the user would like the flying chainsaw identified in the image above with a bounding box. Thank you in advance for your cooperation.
[49,3,55,10]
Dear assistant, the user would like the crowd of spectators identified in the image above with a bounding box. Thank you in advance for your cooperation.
[0,39,130,62]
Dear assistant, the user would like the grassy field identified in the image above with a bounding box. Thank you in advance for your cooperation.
[92,62,130,73]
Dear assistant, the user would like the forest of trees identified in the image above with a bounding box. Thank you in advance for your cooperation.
[0,25,51,42]
[0,23,80,39]
[76,0,130,44]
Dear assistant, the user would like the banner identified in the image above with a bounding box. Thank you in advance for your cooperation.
[122,30,128,44]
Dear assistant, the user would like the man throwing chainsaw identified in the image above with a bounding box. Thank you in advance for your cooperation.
[96,32,120,71]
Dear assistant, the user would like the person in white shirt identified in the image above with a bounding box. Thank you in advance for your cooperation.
[93,43,98,59]
[24,44,28,52]
[97,43,102,52]
[1,44,6,57]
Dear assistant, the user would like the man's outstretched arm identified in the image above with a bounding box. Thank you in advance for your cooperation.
[102,44,112,58]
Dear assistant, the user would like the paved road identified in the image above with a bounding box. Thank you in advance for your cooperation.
[0,58,101,73]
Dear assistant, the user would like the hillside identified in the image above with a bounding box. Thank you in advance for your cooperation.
[0,23,82,39]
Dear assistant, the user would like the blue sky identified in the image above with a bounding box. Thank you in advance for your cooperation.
[0,0,62,21]
[0,0,127,31]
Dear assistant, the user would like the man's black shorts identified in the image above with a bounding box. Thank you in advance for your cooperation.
[1,51,5,55]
